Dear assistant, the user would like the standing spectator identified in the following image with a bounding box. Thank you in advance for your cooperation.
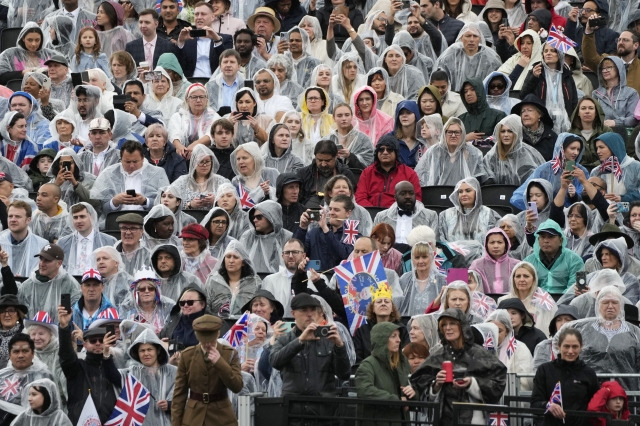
[398,239,447,316]
[421,0,465,46]
[94,1,135,58]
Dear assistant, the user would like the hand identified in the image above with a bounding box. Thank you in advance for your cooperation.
[259,180,270,196]
[498,25,515,44]
[308,268,321,282]
[337,148,350,159]
[411,3,424,22]
[61,169,77,186]
[339,14,352,30]
[604,193,621,203]
[207,346,221,364]
[327,324,344,346]
[432,285,446,309]
[574,284,589,296]
[390,0,402,15]
[548,402,566,419]
[559,170,572,189]
[567,183,576,197]
[203,26,221,42]
[433,369,447,392]
[273,320,286,338]
[55,167,67,186]
[318,208,329,233]
[525,209,538,227]
[156,400,169,411]
[112,192,136,207]
[586,15,601,31]
[178,26,193,44]
[298,257,309,272]
[517,54,531,68]
[603,119,616,127]
[124,100,141,118]
[465,131,484,141]
[328,13,338,26]
[633,221,640,233]
[72,323,83,342]
[228,111,245,124]
[103,331,117,357]
[256,36,267,56]
[452,377,471,389]
[173,140,186,157]
[246,114,260,131]
[298,322,320,342]
[401,385,416,399]
[573,167,587,183]
[568,6,579,22]
[57,305,72,328]
[277,39,289,54]
[241,358,255,372]
[39,87,51,106]
[0,195,9,207]
[533,63,542,78]
[0,250,7,268]
[169,351,180,366]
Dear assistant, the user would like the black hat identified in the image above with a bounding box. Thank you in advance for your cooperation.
[511,94,554,128]
[34,244,64,261]
[84,327,106,341]
[0,295,28,316]
[497,298,535,325]
[588,223,634,248]
[549,304,579,335]
[290,293,321,310]
[241,289,285,318]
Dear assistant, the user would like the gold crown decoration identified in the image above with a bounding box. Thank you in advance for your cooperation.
[370,281,392,301]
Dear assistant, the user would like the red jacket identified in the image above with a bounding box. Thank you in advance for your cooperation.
[520,0,567,33]
[354,162,422,208]
[587,380,630,426]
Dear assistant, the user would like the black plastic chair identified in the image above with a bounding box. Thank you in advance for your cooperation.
[481,184,518,208]
[421,186,454,209]
[103,229,122,240]
[0,28,21,53]
[28,191,38,201]
[429,205,450,216]
[187,77,210,86]
[5,79,22,92]
[487,205,514,217]
[104,211,146,231]
[183,209,207,224]
[364,206,385,221]
[583,71,599,92]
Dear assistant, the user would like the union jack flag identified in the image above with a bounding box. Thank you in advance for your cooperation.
[484,333,495,351]
[0,377,21,400]
[545,381,563,413]
[532,288,556,311]
[601,156,622,182]
[335,251,387,335]
[546,25,577,53]
[342,219,360,245]
[506,336,517,359]
[105,373,151,426]
[550,150,564,174]
[488,411,509,426]
[472,292,496,319]
[236,185,255,210]
[223,311,249,347]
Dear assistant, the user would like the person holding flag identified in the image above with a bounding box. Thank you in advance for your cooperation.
[531,328,598,425]
[590,132,640,204]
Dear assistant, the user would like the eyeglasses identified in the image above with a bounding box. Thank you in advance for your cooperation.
[119,226,142,233]
[179,299,203,307]
[253,214,265,221]
[137,286,156,293]
[211,220,228,226]
[601,66,615,72]
[283,250,303,256]
[446,130,462,137]
[579,7,595,13]
[616,38,634,44]
[0,308,17,315]
[87,338,103,344]
[198,160,212,166]
[378,147,394,153]
[254,79,272,84]
[188,95,206,100]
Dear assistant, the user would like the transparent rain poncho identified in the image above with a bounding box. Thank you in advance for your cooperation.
[365,66,404,118]
[5,0,55,28]
[415,117,488,186]
[214,182,251,240]
[142,204,180,251]
[170,144,230,209]
[399,258,447,316]
[230,142,279,205]
[145,67,182,123]
[261,123,305,174]
[496,214,532,261]
[327,125,374,167]
[11,378,71,426]
[341,29,380,72]
[608,0,640,33]
[150,244,201,305]
[482,114,545,186]
[94,1,134,58]
[331,52,367,106]
[43,109,80,153]
[378,44,425,100]
[267,55,303,110]
[483,71,519,116]
[314,294,356,365]
[0,23,57,76]
[298,15,333,67]
[308,64,337,114]
[0,154,32,190]
[92,246,133,309]
[154,185,196,235]
[19,266,82,320]
[47,148,96,208]
[200,206,235,259]
[230,87,276,145]
[280,110,315,166]
[536,43,571,134]
[417,114,444,150]
[42,15,75,61]
[592,238,640,305]
[284,26,321,88]
[434,22,503,92]
[391,31,434,80]
[167,84,219,148]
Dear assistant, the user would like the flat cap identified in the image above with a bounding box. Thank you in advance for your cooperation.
[116,213,144,225]
[290,293,321,310]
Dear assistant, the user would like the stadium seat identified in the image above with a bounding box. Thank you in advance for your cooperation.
[364,206,385,221]
[5,79,22,92]
[0,28,21,53]
[481,184,518,209]
[184,209,207,224]
[421,185,455,209]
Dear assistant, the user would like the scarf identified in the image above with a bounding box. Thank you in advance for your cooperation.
[523,122,545,145]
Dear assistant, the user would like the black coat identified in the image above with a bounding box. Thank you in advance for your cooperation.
[211,146,235,181]
[312,1,364,47]
[143,141,188,183]
[531,357,599,426]
[516,324,547,356]
[523,125,558,162]
[520,63,579,120]
[296,161,357,208]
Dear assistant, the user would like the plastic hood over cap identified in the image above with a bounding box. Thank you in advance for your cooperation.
[248,199,283,233]
[587,268,625,295]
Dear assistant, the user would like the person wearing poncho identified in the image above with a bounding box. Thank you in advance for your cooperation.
[120,267,175,334]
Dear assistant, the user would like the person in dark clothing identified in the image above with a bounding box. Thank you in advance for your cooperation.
[28,149,56,192]
[459,78,507,142]
[309,0,364,47]
[531,328,599,426]
[210,118,236,181]
[143,122,187,183]
[422,0,465,46]
[296,140,357,208]
[497,298,546,355]
[564,0,618,58]
[159,285,207,361]
[511,95,558,161]
[276,173,306,233]
[266,0,307,32]
[156,0,191,41]
[57,306,119,425]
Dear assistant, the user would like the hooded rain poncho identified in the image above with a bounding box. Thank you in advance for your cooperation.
[351,85,393,147]
[42,15,75,61]
[378,44,425,100]
[10,378,71,426]
[366,67,404,119]
[592,56,639,128]
[230,142,279,205]
[0,24,56,77]
[47,148,96,208]
[142,204,181,250]
[144,67,182,123]
[470,228,521,294]
[261,124,305,174]
[483,71,520,115]
[93,246,134,310]
[590,132,640,202]
[214,182,251,240]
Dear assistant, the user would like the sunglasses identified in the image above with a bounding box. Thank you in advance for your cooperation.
[378,147,394,153]
[137,286,156,293]
[253,214,265,221]
[87,338,103,344]
[179,299,203,307]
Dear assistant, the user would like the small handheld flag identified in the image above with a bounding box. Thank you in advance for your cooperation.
[546,25,577,53]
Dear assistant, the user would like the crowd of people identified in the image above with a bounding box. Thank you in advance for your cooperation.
[0,0,638,423]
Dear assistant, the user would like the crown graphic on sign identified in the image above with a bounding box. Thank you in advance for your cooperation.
[370,281,392,301]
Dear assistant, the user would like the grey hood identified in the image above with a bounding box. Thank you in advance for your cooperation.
[128,327,170,365]
[248,199,283,234]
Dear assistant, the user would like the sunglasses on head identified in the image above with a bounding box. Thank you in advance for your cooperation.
[179,299,203,307]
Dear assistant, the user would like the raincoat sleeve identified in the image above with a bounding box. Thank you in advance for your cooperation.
[581,33,603,74]
[355,357,403,400]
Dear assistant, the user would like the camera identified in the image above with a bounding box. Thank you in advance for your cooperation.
[308,209,321,221]
[144,71,162,81]
[190,29,207,38]
[589,16,606,28]
[314,325,331,338]
[168,340,186,356]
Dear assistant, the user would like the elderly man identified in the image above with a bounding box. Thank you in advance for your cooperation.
[77,118,120,178]
[44,55,73,108]
[239,200,293,274]
[247,7,282,61]
[18,244,81,319]
[0,201,48,277]
[373,181,439,244]
[30,183,72,243]
[113,213,152,276]
[434,22,503,91]
[93,246,133,310]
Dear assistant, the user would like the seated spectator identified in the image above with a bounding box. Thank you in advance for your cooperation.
[49,148,97,211]
[0,295,28,370]
[107,51,136,93]
[145,67,182,124]
[231,142,279,206]
[205,240,260,317]
[152,243,201,302]
[497,214,533,260]
[565,269,627,321]
[209,119,236,181]
[391,30,434,82]
[93,246,133,310]
[214,183,250,240]
[498,29,543,90]
[21,72,65,121]
[276,173,306,233]
[590,132,640,202]
[0,23,56,85]
[114,213,152,276]
[459,78,507,142]
[201,207,235,259]
[593,57,639,128]
[262,124,304,174]
[386,100,426,168]
[332,53,366,107]
[351,86,394,147]
[438,177,501,244]
[355,136,422,208]
[229,88,275,146]
[12,378,72,425]
[267,54,303,109]
[6,92,51,152]
[0,201,48,277]
[589,238,640,304]
[253,68,294,121]
[159,286,208,356]
[41,109,79,154]
[120,80,164,135]
[0,112,38,171]
[568,96,612,168]
[524,219,585,294]
[240,290,284,326]
[470,228,521,294]
[516,178,555,233]
[323,175,373,236]
[554,199,595,260]
[587,380,630,424]
[120,267,175,333]
[370,224,403,275]
[429,70,467,119]
[399,239,447,316]
[379,45,426,100]
[142,205,180,250]
[424,281,481,323]
[373,180,437,244]
[57,203,117,275]
[510,95,558,161]
[282,111,314,167]
[178,224,218,285]
[483,72,519,116]
[532,304,579,371]
[260,239,305,315]
[300,87,335,143]
[142,123,187,184]
[328,103,373,171]
[367,67,403,119]
[497,297,547,355]
[77,117,120,178]
[27,149,56,192]
[415,117,488,186]
[407,314,439,354]
[71,269,116,331]
[205,50,245,113]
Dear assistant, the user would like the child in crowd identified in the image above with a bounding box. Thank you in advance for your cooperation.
[70,27,111,77]
[27,148,56,191]
[587,380,630,425]
[402,342,429,373]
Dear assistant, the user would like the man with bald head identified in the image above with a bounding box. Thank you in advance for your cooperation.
[30,183,72,243]
[373,181,438,244]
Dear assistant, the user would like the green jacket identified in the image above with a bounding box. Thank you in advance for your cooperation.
[458,78,506,137]
[355,322,412,424]
[524,219,585,294]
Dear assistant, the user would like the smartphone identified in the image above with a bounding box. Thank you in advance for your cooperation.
[61,161,72,172]
[576,271,588,291]
[61,293,71,314]
[280,32,289,42]
[565,160,576,172]
[333,4,349,15]
[190,29,207,37]
[279,322,295,333]
[106,324,116,336]
[41,77,51,91]
[308,209,321,221]
[306,259,321,271]
[126,189,136,197]
[617,202,630,213]
[528,201,538,217]
[589,16,606,28]
[447,268,468,285]
[501,18,509,27]
[144,71,162,81]
[238,111,251,120]
[335,144,343,150]
[71,71,89,87]
[244,79,254,90]
[199,194,206,199]
[113,95,132,111]
[402,0,410,8]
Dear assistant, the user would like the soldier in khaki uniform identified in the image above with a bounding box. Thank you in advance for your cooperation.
[171,314,243,426]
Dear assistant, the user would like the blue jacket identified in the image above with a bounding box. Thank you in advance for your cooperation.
[590,132,640,202]
[71,294,116,331]
[293,225,357,271]
[391,100,425,168]
[9,92,52,150]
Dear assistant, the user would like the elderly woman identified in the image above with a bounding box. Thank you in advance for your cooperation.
[469,228,520,294]
[201,207,236,260]
[425,281,483,324]
[43,110,80,153]
[0,295,28,370]
[487,309,534,390]
[143,123,187,183]
[300,86,334,143]
[483,114,545,186]
[353,283,408,365]
[145,67,182,123]
[532,328,598,425]
[171,144,229,211]
[109,50,137,92]
[178,224,218,286]
[298,16,332,66]
[94,1,134,58]
[168,83,220,159]
[415,117,488,186]
[122,328,176,425]
[240,289,285,325]
[159,286,208,358]
[281,110,314,166]
[351,86,394,146]
[590,132,640,203]
[205,241,260,318]
[407,314,439,354]
[438,177,501,244]
[417,113,444,150]
[378,44,426,100]
[142,204,180,250]
[229,88,274,146]
[399,241,447,316]
[588,238,640,304]
[231,141,279,205]
[21,72,65,120]
[121,268,175,334]
[0,23,56,84]
[214,183,251,239]
[411,308,507,424]
[262,123,304,174]
[87,68,117,114]
[497,261,557,338]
